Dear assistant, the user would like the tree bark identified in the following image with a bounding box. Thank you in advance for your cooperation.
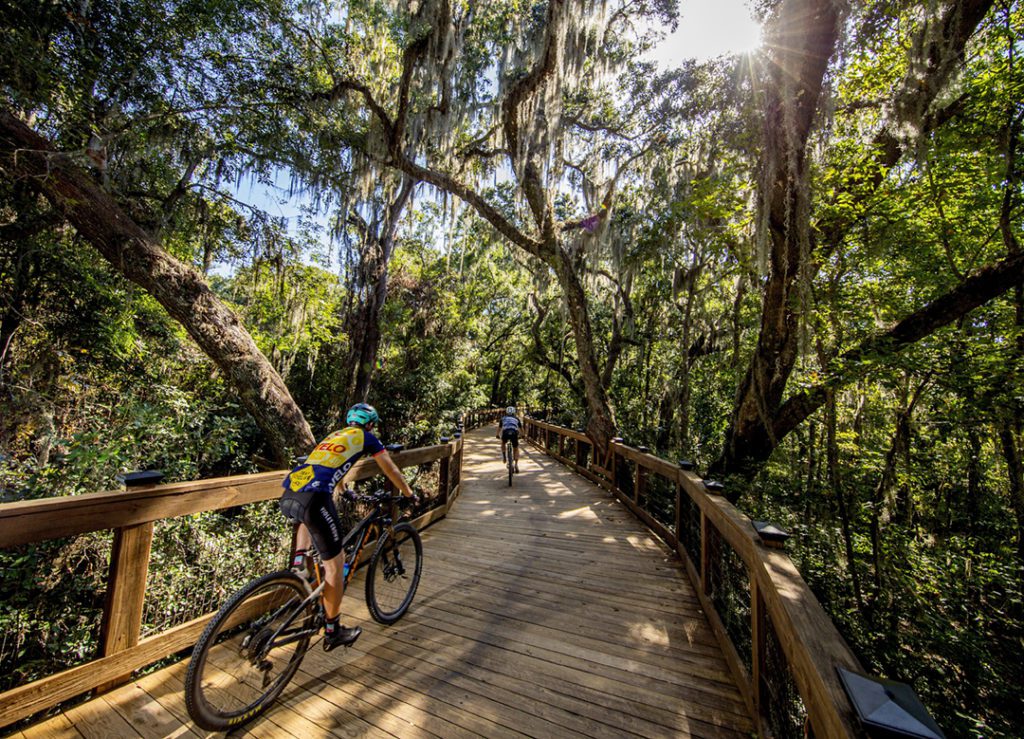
[551,244,617,448]
[713,0,840,483]
[826,390,865,613]
[714,0,995,484]
[0,110,315,465]
[343,177,413,406]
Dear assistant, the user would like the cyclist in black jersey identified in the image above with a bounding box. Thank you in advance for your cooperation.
[496,406,521,472]
[280,403,415,651]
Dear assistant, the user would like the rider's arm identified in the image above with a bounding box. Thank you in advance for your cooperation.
[374,451,415,497]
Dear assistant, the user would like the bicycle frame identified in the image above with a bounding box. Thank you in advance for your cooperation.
[258,583,324,653]
[339,505,394,585]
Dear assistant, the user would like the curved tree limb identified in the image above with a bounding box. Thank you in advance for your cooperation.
[0,110,315,464]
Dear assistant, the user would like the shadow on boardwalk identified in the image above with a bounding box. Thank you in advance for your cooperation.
[20,429,754,739]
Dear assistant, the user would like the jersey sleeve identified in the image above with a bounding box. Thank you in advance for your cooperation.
[364,430,386,456]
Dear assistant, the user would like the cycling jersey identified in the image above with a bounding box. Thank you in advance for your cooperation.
[282,426,386,494]
[280,426,387,560]
[499,415,521,433]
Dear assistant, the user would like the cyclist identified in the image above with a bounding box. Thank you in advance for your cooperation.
[279,402,415,651]
[496,406,521,472]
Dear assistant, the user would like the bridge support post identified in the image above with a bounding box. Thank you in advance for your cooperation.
[96,521,154,694]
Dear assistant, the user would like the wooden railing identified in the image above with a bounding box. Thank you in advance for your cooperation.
[0,435,465,730]
[523,416,864,738]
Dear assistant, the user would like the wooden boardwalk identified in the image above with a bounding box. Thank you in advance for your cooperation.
[18,429,754,738]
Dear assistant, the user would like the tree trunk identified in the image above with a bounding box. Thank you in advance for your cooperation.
[550,242,616,449]
[343,177,413,406]
[827,390,865,613]
[998,421,1024,589]
[0,111,314,465]
[714,0,994,484]
[490,354,503,406]
[713,0,840,485]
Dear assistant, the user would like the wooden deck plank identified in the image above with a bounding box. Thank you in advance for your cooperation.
[17,429,755,737]
[345,623,750,738]
[60,697,142,739]
[19,713,79,739]
[97,681,200,739]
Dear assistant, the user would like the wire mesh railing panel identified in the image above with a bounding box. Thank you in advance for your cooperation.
[763,609,811,738]
[644,471,676,533]
[678,491,701,567]
[576,439,590,469]
[0,532,113,693]
[614,453,635,498]
[705,522,752,671]
[141,503,291,639]
[563,436,576,463]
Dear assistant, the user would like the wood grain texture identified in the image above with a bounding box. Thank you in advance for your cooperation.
[17,429,754,737]
[96,522,155,693]
[526,418,864,737]
[0,445,450,548]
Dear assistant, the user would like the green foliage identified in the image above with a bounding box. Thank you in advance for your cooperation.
[2,0,1024,733]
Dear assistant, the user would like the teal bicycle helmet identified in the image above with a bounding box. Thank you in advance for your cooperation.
[346,402,379,427]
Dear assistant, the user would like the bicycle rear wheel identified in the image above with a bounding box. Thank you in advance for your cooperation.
[507,441,514,486]
[184,570,315,731]
[366,522,422,624]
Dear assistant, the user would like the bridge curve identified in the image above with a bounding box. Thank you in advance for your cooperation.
[18,427,753,738]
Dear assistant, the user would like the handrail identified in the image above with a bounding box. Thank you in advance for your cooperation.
[0,435,466,730]
[523,416,864,738]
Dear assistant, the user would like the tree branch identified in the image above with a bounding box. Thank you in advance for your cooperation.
[773,249,1024,439]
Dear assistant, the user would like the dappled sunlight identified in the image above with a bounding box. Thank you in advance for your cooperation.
[628,620,671,648]
[27,426,751,737]
[625,533,663,553]
[556,504,600,520]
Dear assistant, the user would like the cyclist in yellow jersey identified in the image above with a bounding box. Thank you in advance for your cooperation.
[280,403,415,650]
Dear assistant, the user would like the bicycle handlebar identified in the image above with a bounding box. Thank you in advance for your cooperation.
[340,488,420,508]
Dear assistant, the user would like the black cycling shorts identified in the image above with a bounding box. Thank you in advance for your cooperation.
[279,488,344,560]
[501,428,519,448]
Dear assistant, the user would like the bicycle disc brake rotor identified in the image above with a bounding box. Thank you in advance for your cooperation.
[384,550,405,581]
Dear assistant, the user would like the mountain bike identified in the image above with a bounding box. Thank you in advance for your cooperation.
[183,489,423,732]
[505,438,515,486]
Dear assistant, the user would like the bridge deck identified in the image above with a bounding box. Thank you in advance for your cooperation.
[19,429,754,738]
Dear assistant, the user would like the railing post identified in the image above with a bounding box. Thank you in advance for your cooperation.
[457,435,465,497]
[635,455,648,505]
[439,448,451,510]
[700,511,710,595]
[674,480,683,547]
[96,472,162,694]
[609,441,617,491]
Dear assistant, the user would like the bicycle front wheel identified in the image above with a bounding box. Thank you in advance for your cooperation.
[366,522,422,624]
[184,570,315,732]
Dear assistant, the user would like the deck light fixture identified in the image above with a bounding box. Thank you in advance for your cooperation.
[703,480,725,494]
[117,470,165,487]
[837,667,945,738]
[752,521,790,548]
